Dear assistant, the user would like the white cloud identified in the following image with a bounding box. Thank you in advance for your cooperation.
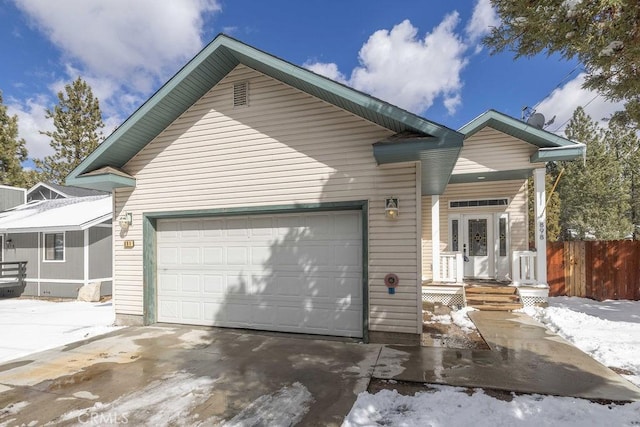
[14,0,221,91]
[7,95,55,160]
[11,0,221,161]
[304,62,348,85]
[465,0,500,44]
[305,17,469,115]
[534,73,624,134]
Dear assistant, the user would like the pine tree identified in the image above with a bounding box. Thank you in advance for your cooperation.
[556,108,631,240]
[35,77,104,184]
[485,1,640,129]
[0,91,31,188]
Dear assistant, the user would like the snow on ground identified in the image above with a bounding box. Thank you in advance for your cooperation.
[0,298,120,363]
[346,297,640,426]
[343,384,640,427]
[424,306,477,332]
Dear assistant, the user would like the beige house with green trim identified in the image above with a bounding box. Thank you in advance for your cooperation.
[68,35,583,344]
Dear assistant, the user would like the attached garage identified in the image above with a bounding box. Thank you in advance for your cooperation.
[155,210,364,338]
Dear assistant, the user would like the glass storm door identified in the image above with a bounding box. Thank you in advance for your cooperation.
[462,215,494,279]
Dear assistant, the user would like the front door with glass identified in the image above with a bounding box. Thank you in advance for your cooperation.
[462,214,494,279]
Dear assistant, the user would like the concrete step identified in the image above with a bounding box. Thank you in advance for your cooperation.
[466,295,520,303]
[468,303,523,311]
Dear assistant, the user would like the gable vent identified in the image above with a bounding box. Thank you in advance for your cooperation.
[233,81,249,107]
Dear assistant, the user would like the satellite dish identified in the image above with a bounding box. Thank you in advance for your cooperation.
[527,113,546,129]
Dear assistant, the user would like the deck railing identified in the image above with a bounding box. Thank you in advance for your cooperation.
[439,252,464,283]
[512,251,537,285]
[0,261,28,297]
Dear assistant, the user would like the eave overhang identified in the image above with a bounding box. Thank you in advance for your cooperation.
[373,132,464,195]
[530,145,586,163]
[66,172,136,192]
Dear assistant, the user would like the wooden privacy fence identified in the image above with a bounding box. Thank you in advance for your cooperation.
[547,241,640,300]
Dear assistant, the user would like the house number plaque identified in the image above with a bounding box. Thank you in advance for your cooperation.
[124,240,135,249]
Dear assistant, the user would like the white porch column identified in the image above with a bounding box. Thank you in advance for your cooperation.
[431,195,440,282]
[533,168,547,285]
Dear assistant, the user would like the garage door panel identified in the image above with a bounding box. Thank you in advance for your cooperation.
[157,211,363,337]
[180,247,200,264]
[203,275,224,294]
[203,247,224,264]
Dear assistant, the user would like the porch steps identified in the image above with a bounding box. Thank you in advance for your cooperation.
[465,286,523,311]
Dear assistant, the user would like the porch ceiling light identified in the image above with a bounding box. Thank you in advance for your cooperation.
[385,197,399,219]
[118,212,132,230]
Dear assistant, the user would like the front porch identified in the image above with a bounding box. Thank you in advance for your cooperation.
[422,250,549,309]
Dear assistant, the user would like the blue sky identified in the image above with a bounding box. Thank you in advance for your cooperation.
[0,0,621,161]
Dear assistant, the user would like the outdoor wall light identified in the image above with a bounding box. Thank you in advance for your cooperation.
[385,197,399,219]
[118,212,132,230]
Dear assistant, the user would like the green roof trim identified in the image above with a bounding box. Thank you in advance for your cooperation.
[66,172,136,192]
[373,135,463,195]
[530,146,586,162]
[67,34,461,183]
[460,109,585,159]
[448,169,533,184]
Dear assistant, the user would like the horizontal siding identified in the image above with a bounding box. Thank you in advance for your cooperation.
[422,180,527,280]
[452,127,539,174]
[115,65,420,334]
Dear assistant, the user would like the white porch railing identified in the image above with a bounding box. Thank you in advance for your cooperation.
[512,251,538,285]
[438,252,464,283]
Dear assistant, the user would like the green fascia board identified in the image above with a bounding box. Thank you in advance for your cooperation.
[66,173,136,192]
[373,136,463,195]
[460,110,578,149]
[68,34,463,186]
[530,146,585,162]
[448,169,533,184]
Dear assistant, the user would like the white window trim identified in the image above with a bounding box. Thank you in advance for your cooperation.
[449,198,510,209]
[42,231,66,263]
[0,234,3,262]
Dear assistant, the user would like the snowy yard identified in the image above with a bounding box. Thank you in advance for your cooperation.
[0,298,120,363]
[344,297,640,426]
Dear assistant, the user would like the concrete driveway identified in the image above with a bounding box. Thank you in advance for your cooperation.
[0,326,382,426]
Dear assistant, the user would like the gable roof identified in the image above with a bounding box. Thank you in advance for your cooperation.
[67,33,463,191]
[0,195,112,233]
[459,110,585,162]
[27,182,108,200]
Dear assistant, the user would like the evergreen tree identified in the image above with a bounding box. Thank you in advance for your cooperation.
[485,1,640,129]
[0,91,31,188]
[556,108,631,240]
[35,77,104,184]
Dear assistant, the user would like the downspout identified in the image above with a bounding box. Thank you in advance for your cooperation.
[84,228,89,287]
[37,233,41,297]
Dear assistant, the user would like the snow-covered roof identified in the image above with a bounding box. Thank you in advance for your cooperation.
[26,182,108,199]
[0,195,112,233]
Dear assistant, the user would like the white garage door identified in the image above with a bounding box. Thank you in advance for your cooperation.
[156,211,363,337]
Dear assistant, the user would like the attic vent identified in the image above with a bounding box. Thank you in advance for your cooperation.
[233,81,248,107]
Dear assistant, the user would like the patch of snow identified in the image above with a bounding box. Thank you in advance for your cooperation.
[73,391,99,400]
[343,385,640,427]
[0,401,28,416]
[221,382,313,427]
[0,299,120,364]
[55,371,218,426]
[450,306,477,332]
[600,41,624,57]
